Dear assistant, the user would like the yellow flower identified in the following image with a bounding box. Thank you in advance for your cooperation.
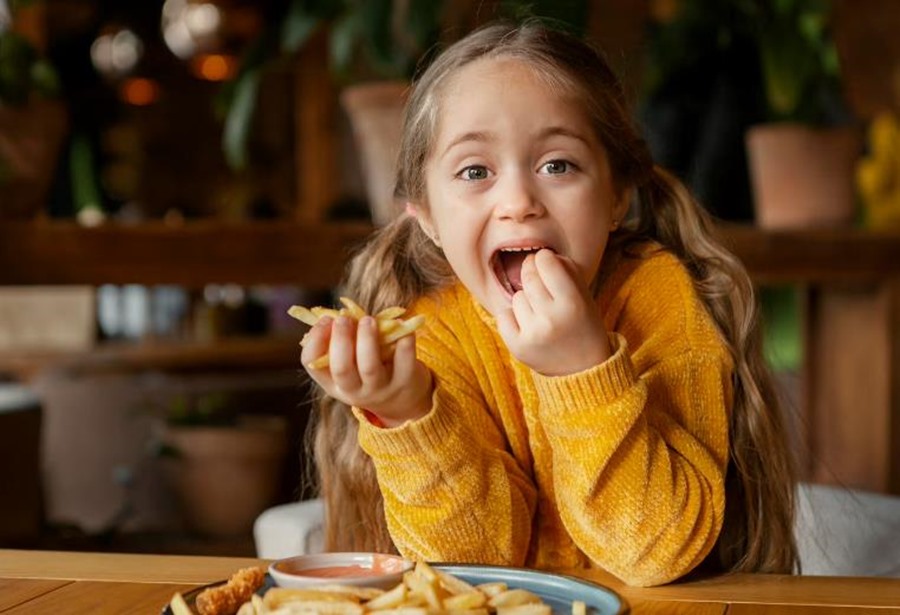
[857,112,900,229]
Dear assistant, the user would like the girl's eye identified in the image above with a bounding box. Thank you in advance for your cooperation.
[541,160,572,175]
[458,165,489,181]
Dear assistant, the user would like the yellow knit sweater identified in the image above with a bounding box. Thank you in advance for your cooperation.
[353,245,733,587]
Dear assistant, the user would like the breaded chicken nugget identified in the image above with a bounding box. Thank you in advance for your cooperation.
[195,566,266,615]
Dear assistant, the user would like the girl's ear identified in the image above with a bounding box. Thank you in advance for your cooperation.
[407,202,441,246]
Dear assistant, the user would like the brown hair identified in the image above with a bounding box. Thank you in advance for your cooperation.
[311,21,798,575]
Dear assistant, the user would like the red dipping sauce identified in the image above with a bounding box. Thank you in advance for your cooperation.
[274,555,409,578]
[287,565,380,578]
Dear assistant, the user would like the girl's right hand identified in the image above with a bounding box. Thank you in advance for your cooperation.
[301,315,434,427]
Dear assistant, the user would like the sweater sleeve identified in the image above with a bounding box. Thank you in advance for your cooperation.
[354,311,538,565]
[530,332,731,587]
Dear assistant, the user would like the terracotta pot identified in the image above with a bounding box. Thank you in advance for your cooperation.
[165,418,288,536]
[340,81,408,225]
[746,124,861,229]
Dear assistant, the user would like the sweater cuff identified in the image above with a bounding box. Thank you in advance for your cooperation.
[352,386,463,459]
[530,332,637,409]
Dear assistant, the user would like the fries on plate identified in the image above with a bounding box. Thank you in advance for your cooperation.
[170,560,592,615]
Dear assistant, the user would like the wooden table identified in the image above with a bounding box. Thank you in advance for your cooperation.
[1,550,899,614]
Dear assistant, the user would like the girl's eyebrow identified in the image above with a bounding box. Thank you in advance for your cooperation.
[537,126,591,147]
[441,131,494,158]
[440,126,591,159]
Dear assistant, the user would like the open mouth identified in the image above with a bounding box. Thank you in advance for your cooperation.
[491,245,554,295]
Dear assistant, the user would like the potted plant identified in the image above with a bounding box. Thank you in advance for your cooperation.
[221,1,590,225]
[0,0,66,219]
[740,0,861,228]
[158,391,289,537]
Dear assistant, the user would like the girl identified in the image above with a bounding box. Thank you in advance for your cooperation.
[302,21,797,587]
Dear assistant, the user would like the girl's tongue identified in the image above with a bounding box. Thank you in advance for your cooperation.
[497,250,536,293]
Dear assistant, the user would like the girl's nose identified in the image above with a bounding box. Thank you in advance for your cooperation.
[495,175,545,221]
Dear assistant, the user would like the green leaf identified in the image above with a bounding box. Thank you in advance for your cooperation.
[281,1,322,54]
[404,0,443,74]
[70,132,103,213]
[330,10,362,80]
[30,58,59,96]
[361,0,394,67]
[223,67,261,171]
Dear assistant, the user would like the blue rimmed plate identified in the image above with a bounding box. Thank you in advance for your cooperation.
[162,563,626,615]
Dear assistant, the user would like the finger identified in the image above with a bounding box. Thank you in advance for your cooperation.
[533,249,580,300]
[510,284,535,326]
[301,317,333,370]
[495,306,520,344]
[356,316,389,388]
[329,316,362,391]
[390,334,417,386]
[519,253,553,309]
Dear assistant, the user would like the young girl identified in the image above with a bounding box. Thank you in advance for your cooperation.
[301,21,797,587]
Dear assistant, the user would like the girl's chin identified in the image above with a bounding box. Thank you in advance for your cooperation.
[485,289,515,317]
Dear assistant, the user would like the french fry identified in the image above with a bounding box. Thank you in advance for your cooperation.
[314,586,385,601]
[340,297,367,320]
[572,599,587,615]
[412,560,439,583]
[476,582,508,597]
[496,605,552,615]
[363,582,407,610]
[442,592,487,610]
[376,307,406,320]
[381,315,425,345]
[287,305,318,327]
[169,593,193,615]
[487,589,542,608]
[263,596,362,615]
[287,297,425,370]
[251,594,266,614]
[311,306,342,320]
[308,354,331,370]
[262,588,362,604]
[436,570,477,596]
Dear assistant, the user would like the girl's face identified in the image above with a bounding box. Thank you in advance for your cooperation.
[412,57,628,318]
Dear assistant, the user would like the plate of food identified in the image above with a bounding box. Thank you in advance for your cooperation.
[163,556,626,615]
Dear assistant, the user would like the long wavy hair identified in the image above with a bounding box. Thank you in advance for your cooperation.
[310,21,798,575]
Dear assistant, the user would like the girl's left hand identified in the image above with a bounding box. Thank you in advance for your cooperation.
[496,249,612,376]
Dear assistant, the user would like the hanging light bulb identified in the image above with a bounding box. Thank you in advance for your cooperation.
[90,26,144,79]
[161,0,222,60]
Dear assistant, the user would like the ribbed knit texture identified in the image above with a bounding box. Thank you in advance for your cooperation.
[354,245,733,586]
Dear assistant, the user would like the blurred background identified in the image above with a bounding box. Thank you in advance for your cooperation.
[2,0,900,557]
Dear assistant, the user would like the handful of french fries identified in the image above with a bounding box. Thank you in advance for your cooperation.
[288,297,425,370]
[170,561,587,615]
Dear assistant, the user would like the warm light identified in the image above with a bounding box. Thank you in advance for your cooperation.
[91,27,143,78]
[191,53,236,81]
[120,77,160,106]
[162,0,222,59]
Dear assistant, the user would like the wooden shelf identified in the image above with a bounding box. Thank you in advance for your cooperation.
[0,220,372,287]
[715,224,900,284]
[3,220,900,287]
[0,335,302,379]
